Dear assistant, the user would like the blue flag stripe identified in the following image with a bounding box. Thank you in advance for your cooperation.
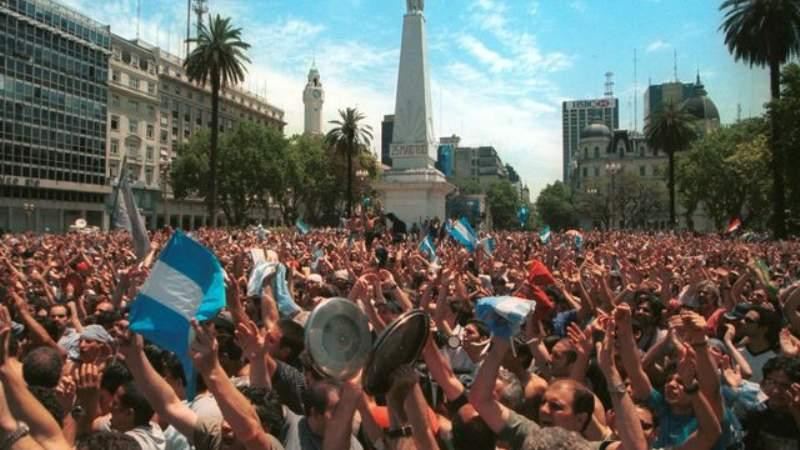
[158,232,223,294]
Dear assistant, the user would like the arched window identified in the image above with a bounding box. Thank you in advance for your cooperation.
[584,147,588,159]
[594,147,599,158]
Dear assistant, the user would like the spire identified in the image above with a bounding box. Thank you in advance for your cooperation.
[696,65,701,84]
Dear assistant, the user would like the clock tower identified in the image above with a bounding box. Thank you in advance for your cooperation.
[303,64,324,135]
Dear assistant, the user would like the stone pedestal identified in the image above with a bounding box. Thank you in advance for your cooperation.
[374,168,454,227]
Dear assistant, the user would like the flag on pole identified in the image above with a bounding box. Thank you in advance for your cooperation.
[446,217,478,252]
[726,217,742,234]
[295,218,310,235]
[539,226,551,244]
[419,235,438,262]
[128,231,225,399]
[112,158,151,261]
[517,206,530,228]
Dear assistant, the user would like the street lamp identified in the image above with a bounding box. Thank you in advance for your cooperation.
[23,202,35,231]
[605,162,621,229]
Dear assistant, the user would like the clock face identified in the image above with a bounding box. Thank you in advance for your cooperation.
[312,89,322,99]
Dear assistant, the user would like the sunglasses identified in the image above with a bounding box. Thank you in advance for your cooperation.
[742,317,758,324]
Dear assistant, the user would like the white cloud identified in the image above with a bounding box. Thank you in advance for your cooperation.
[646,40,671,53]
[458,35,514,73]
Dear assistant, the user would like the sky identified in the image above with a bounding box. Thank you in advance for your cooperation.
[61,0,771,199]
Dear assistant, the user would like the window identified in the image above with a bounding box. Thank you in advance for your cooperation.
[146,146,154,161]
[583,148,588,159]
[145,167,153,185]
[594,167,599,177]
[111,95,120,107]
[147,81,156,95]
[129,119,138,134]
[110,160,119,177]
[160,130,168,143]
[111,70,119,82]
[582,167,588,177]
[594,147,599,159]
[148,105,156,117]
[640,166,646,176]
[110,115,119,131]
[110,139,119,155]
[129,100,139,112]
[160,116,168,127]
[129,77,139,89]
[172,126,178,137]
[146,124,154,139]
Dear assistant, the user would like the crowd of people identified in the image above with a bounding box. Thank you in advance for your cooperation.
[0,217,799,450]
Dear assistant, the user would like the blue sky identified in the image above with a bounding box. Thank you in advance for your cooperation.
[63,0,771,198]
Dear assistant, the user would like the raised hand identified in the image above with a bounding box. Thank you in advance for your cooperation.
[189,320,219,375]
[567,322,592,360]
[54,375,77,412]
[234,319,268,361]
[779,328,800,357]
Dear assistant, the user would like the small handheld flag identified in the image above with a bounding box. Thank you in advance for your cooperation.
[726,217,742,234]
[446,217,478,252]
[112,158,151,260]
[479,237,496,257]
[539,226,551,244]
[475,296,535,339]
[517,206,530,228]
[128,231,225,399]
[295,218,310,235]
[419,235,438,262]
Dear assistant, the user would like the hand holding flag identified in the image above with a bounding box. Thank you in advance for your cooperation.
[446,217,478,252]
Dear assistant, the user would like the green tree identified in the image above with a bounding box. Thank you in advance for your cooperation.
[535,181,578,231]
[325,108,373,218]
[770,63,800,234]
[184,15,251,226]
[645,101,696,227]
[675,118,771,230]
[486,180,520,229]
[171,123,287,226]
[720,0,800,238]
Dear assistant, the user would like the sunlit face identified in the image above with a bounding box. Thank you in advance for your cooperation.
[539,383,585,432]
[109,386,134,432]
[663,373,690,407]
[550,340,574,376]
[49,305,69,331]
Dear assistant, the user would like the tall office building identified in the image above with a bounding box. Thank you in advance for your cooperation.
[644,76,719,135]
[381,114,394,167]
[0,0,111,232]
[643,81,695,129]
[562,98,619,182]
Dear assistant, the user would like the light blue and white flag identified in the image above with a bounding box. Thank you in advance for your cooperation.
[517,206,530,228]
[479,237,496,257]
[112,159,151,261]
[475,296,535,339]
[419,235,438,262]
[272,264,302,318]
[128,231,225,399]
[247,261,277,297]
[447,217,478,252]
[295,218,310,235]
[310,246,324,273]
[539,226,551,245]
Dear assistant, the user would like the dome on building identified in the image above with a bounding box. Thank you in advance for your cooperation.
[681,74,720,121]
[580,122,612,140]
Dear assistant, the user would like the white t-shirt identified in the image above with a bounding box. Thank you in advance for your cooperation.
[126,422,167,450]
[738,346,777,383]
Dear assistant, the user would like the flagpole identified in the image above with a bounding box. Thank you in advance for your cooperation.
[110,155,128,230]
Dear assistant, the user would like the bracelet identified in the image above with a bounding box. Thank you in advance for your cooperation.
[608,382,627,397]
[386,425,412,439]
[1,422,29,450]
[684,381,700,395]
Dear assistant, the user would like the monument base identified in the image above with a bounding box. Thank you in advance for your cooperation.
[374,168,455,228]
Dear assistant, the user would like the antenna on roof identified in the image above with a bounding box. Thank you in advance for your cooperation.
[634,48,638,132]
[136,0,141,40]
[604,71,614,98]
[673,49,678,82]
[186,0,191,58]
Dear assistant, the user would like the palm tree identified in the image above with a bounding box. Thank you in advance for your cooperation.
[184,15,250,227]
[325,108,373,218]
[720,0,800,238]
[645,101,697,228]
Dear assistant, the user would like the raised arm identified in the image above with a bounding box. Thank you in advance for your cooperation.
[615,304,653,401]
[468,337,512,434]
[117,332,198,439]
[322,373,362,450]
[682,312,723,419]
[190,321,275,449]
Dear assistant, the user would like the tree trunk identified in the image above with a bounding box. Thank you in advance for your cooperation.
[346,144,353,218]
[769,60,787,239]
[668,150,676,228]
[209,75,221,228]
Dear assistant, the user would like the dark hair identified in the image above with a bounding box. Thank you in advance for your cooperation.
[48,303,71,318]
[302,381,339,416]
[635,294,664,323]
[119,382,154,427]
[752,306,782,347]
[23,347,63,388]
[465,319,490,338]
[101,362,132,395]
[238,386,286,437]
[551,380,594,431]
[452,414,496,450]
[278,319,305,365]
[763,356,800,383]
[522,426,593,450]
[217,333,243,362]
[163,352,186,386]
[28,386,64,427]
[75,431,139,450]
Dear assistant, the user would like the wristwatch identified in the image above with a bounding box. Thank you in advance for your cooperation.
[608,382,627,397]
[447,334,461,349]
[1,422,30,449]
[684,381,700,395]
[386,425,412,439]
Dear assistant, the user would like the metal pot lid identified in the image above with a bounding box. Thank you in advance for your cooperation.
[363,309,430,396]
[305,297,372,380]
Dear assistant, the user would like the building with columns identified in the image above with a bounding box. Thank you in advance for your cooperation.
[303,64,324,135]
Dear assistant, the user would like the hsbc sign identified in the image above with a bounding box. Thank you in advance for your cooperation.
[565,99,614,109]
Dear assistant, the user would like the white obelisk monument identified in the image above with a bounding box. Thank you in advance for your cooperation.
[375,0,454,227]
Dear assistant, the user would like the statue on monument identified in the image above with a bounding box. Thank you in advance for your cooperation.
[407,0,423,12]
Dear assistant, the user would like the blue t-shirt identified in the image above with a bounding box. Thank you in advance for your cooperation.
[648,388,743,450]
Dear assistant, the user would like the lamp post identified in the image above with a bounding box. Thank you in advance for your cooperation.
[23,202,35,232]
[605,162,621,229]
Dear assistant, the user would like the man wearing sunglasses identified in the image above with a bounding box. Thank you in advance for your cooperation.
[729,305,781,382]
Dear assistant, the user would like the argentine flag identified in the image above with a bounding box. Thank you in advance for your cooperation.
[475,296,535,339]
[479,237,496,257]
[447,217,478,252]
[295,218,310,235]
[517,206,530,228]
[128,231,226,399]
[419,235,438,262]
[539,226,551,244]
